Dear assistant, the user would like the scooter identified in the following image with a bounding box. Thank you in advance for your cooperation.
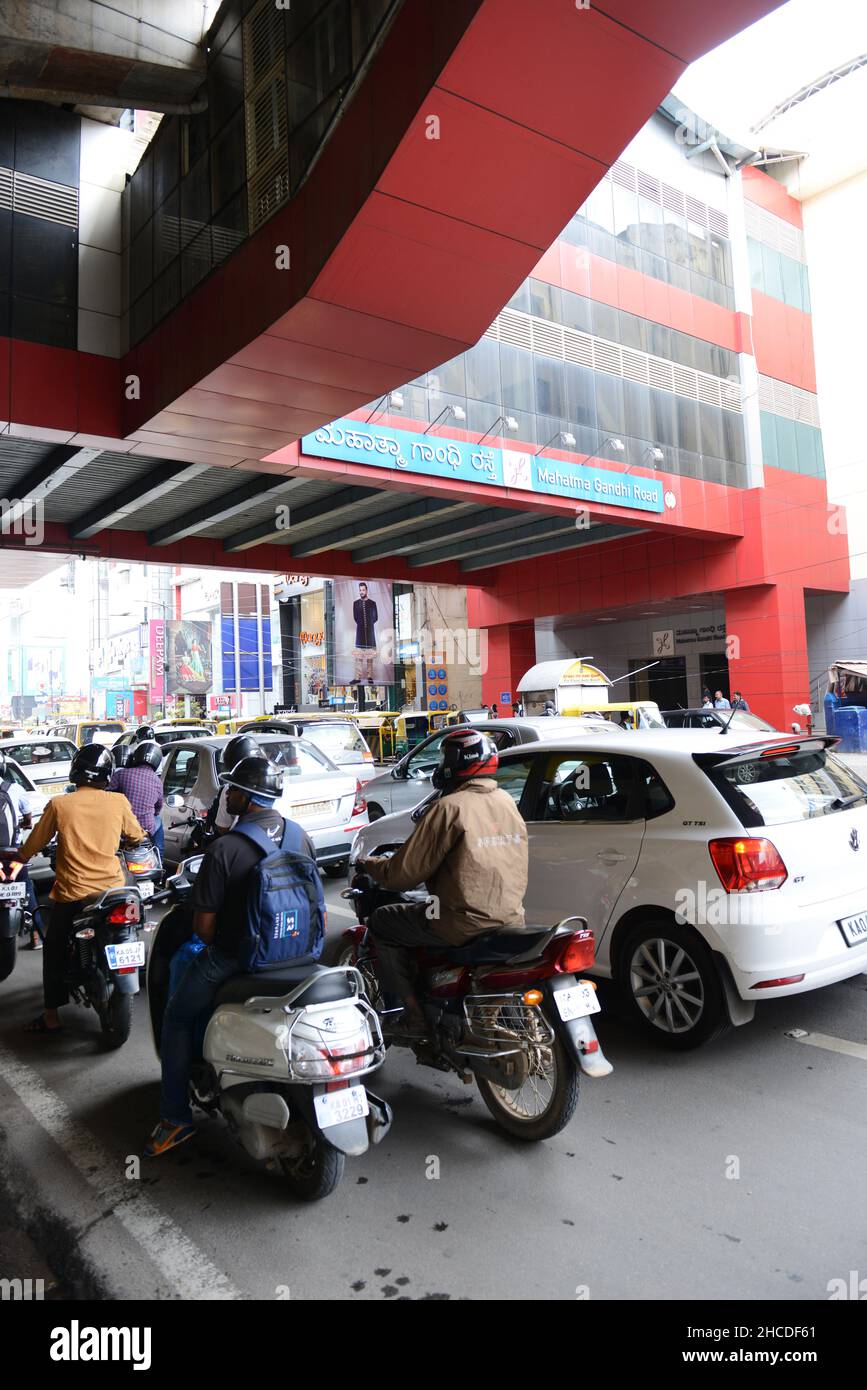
[146,857,393,1201]
[333,874,613,1142]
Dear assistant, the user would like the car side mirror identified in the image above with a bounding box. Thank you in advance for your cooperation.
[166,793,186,809]
[791,722,801,733]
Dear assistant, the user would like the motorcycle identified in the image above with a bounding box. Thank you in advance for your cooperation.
[0,846,36,983]
[63,883,146,1048]
[145,856,393,1201]
[333,874,613,1142]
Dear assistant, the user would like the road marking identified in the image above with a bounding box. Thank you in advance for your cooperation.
[326,901,358,919]
[0,1043,242,1300]
[785,1030,867,1062]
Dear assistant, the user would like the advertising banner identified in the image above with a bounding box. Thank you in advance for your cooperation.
[166,620,212,696]
[332,579,394,687]
[149,620,166,699]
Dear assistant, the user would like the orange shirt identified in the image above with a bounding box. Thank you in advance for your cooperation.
[20,787,146,902]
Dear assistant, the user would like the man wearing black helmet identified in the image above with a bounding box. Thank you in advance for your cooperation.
[108,740,165,859]
[145,754,323,1155]
[358,729,528,1036]
[18,744,148,1034]
[203,733,262,836]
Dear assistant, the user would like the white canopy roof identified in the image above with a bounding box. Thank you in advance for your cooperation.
[517,660,610,692]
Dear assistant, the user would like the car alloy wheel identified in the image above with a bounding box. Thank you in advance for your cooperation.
[628,935,705,1035]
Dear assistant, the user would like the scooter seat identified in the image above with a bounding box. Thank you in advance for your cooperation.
[213,961,352,1007]
[440,925,557,964]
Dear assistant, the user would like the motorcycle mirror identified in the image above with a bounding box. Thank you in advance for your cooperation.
[166,793,186,809]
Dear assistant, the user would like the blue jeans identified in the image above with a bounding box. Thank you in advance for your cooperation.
[151,819,165,859]
[159,945,238,1124]
[25,875,44,937]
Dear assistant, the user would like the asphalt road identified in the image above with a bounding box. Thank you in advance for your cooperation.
[1,878,866,1302]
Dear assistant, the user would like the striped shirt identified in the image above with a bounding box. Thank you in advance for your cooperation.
[107,766,164,832]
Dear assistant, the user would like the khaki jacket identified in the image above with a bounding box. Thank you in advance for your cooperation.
[20,787,146,903]
[364,779,528,945]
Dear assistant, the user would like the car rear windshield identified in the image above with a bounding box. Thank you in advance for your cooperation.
[301,723,367,758]
[698,746,867,827]
[155,728,210,744]
[267,740,334,777]
[0,740,76,765]
[81,724,123,743]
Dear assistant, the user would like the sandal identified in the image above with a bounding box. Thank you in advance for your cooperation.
[28,935,43,951]
[144,1121,196,1157]
[24,1014,62,1034]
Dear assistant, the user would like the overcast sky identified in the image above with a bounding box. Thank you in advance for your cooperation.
[674,0,867,140]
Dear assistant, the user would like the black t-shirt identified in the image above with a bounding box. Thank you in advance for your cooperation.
[191,810,317,956]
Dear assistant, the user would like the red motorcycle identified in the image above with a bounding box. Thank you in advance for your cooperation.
[332,877,612,1142]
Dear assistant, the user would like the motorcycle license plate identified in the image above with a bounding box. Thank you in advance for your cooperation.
[0,882,26,901]
[314,1086,369,1129]
[555,982,600,1022]
[105,941,146,970]
[137,880,155,899]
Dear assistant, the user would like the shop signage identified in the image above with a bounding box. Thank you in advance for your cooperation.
[149,619,165,699]
[300,630,325,646]
[674,622,726,646]
[302,421,665,515]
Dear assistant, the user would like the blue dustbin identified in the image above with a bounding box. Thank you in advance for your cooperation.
[833,706,861,753]
[823,692,839,736]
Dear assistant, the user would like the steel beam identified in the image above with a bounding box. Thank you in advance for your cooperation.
[69,461,209,539]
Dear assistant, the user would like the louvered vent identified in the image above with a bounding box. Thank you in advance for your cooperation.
[243,0,290,234]
[531,320,564,358]
[758,373,819,426]
[484,305,744,414]
[11,170,78,227]
[744,202,805,262]
[611,160,636,189]
[0,167,11,211]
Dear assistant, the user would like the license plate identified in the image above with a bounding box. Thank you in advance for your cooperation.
[313,1086,369,1129]
[291,800,336,819]
[838,911,867,948]
[105,941,146,970]
[37,780,68,795]
[137,880,155,899]
[0,882,26,901]
[555,982,600,1021]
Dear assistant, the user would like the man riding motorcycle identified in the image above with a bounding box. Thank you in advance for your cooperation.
[18,744,148,1035]
[357,729,528,1037]
[108,739,165,859]
[145,754,324,1157]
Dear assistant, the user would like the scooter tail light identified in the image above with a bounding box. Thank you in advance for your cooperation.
[558,930,597,973]
[708,838,788,892]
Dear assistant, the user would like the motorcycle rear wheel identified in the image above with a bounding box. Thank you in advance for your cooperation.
[279,1133,345,1201]
[0,936,16,983]
[476,1030,579,1142]
[99,990,133,1049]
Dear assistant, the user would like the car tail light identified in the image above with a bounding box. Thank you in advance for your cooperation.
[558,930,596,973]
[108,899,141,924]
[352,780,366,817]
[362,749,374,762]
[708,838,788,891]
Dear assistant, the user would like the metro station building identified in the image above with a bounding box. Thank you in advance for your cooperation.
[0,0,842,730]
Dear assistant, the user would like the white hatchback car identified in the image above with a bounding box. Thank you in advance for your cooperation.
[350,729,867,1048]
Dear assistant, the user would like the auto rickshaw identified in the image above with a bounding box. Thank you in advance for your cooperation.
[392,711,449,757]
[353,712,399,762]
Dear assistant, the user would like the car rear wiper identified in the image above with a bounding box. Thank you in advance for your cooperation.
[830,793,867,809]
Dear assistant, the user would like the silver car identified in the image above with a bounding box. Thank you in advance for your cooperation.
[159,735,369,874]
[362,715,620,820]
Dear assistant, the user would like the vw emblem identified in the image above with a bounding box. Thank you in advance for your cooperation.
[850,828,860,851]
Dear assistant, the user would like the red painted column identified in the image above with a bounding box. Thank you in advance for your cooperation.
[482,622,536,712]
[725,584,810,731]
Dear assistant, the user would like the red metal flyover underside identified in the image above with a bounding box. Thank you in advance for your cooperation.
[122,0,784,473]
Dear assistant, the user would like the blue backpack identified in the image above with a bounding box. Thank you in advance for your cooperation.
[232,816,325,971]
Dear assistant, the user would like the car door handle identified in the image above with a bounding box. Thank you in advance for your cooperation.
[597,849,629,864]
